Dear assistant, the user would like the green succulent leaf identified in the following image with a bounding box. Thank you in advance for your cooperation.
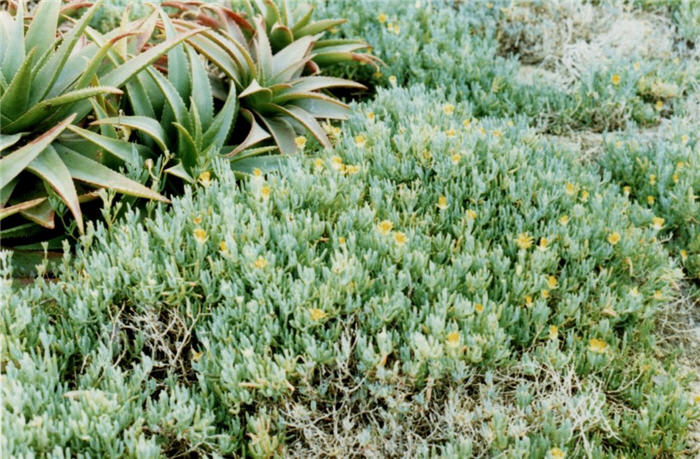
[0,114,76,189]
[54,144,169,203]
[26,145,83,232]
[0,133,23,154]
[91,116,169,153]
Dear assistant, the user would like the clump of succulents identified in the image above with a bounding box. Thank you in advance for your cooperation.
[0,0,199,242]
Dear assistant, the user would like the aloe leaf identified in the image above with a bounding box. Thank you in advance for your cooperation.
[5,86,123,133]
[54,144,169,203]
[31,0,103,104]
[164,162,195,183]
[187,45,214,128]
[24,0,60,60]
[0,114,76,189]
[160,9,190,99]
[100,27,203,90]
[270,103,330,148]
[26,145,83,232]
[0,197,46,220]
[240,79,274,109]
[290,4,314,33]
[146,67,189,130]
[287,76,366,93]
[91,116,168,153]
[294,18,345,38]
[0,48,37,122]
[203,86,238,152]
[173,122,199,170]
[269,23,294,51]
[20,199,55,229]
[2,4,24,79]
[0,133,23,153]
[259,115,296,155]
[66,125,141,164]
[181,31,242,87]
[254,16,273,84]
[291,96,350,120]
[74,32,138,91]
[0,177,18,207]
[271,36,313,83]
[225,109,271,157]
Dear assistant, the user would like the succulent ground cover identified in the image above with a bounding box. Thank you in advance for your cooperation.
[2,0,699,457]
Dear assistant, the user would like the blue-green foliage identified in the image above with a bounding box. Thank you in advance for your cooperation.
[3,85,696,456]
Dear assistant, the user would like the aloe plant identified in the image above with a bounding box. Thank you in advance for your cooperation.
[165,0,380,72]
[0,0,200,240]
[172,12,367,154]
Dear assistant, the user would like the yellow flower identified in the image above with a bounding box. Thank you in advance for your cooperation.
[394,231,408,246]
[377,13,387,23]
[332,126,342,137]
[548,275,558,289]
[623,186,631,196]
[565,182,576,195]
[647,195,655,205]
[253,256,267,269]
[338,236,346,245]
[479,126,486,136]
[387,22,394,32]
[466,209,477,220]
[345,164,361,174]
[310,308,327,321]
[649,174,656,185]
[538,237,549,251]
[651,217,664,230]
[548,325,559,340]
[367,111,375,121]
[507,120,514,127]
[219,241,228,253]
[550,447,565,459]
[681,134,689,145]
[615,140,623,148]
[314,158,324,169]
[580,190,589,202]
[611,74,621,85]
[193,228,207,244]
[192,215,203,225]
[199,171,211,186]
[672,173,679,183]
[451,153,461,165]
[389,75,397,86]
[260,185,271,200]
[559,215,569,226]
[607,232,621,245]
[588,338,607,353]
[677,161,685,169]
[541,289,550,299]
[192,350,203,362]
[437,195,448,210]
[446,331,461,348]
[445,128,456,137]
[252,168,262,177]
[655,100,663,111]
[491,129,502,138]
[475,303,484,313]
[680,249,688,261]
[463,118,471,128]
[653,290,663,300]
[294,136,307,149]
[515,232,534,250]
[331,155,344,171]
[443,104,455,116]
[377,220,394,235]
[633,61,640,70]
[354,135,367,148]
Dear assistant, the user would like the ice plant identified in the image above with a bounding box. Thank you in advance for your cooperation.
[377,220,393,235]
[393,231,407,246]
[515,232,534,250]
[589,338,607,353]
[607,232,621,245]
